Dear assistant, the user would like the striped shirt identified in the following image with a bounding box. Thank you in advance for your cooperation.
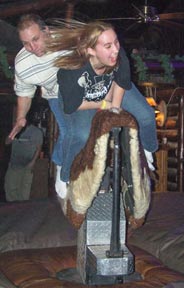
[14,48,66,100]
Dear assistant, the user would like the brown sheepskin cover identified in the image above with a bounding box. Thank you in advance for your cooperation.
[58,110,151,229]
[70,110,138,181]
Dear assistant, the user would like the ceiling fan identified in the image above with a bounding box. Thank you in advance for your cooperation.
[98,0,184,32]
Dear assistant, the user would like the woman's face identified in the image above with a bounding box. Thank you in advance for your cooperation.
[88,28,120,68]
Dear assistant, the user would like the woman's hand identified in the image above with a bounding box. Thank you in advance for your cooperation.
[109,107,122,114]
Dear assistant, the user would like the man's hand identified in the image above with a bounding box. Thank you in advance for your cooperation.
[7,117,27,143]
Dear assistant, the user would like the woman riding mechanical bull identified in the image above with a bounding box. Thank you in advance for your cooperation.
[46,20,158,228]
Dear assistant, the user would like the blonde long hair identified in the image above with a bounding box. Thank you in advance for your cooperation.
[47,20,114,69]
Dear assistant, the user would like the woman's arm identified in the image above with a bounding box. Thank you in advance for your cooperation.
[109,47,131,109]
[78,98,112,110]
[78,81,116,110]
[111,82,125,108]
[78,82,125,111]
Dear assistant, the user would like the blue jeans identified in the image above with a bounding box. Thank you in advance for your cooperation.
[121,83,158,152]
[48,98,66,166]
[60,82,158,182]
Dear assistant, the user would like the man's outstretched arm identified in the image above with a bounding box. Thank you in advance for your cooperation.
[8,97,32,140]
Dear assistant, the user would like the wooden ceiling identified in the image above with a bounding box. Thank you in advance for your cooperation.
[0,0,68,19]
[0,0,181,23]
[0,0,183,94]
[0,0,184,54]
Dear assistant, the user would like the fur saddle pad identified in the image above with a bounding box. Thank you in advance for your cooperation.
[58,110,151,229]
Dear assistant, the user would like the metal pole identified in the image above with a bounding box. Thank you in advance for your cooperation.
[107,127,123,258]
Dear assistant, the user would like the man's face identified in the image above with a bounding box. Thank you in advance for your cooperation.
[88,29,120,68]
[19,23,49,57]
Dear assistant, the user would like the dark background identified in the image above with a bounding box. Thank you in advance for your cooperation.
[0,0,184,55]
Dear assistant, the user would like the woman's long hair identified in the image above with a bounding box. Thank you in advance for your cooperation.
[47,20,114,69]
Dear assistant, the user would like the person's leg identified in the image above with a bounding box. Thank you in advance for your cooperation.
[60,107,96,183]
[48,98,66,166]
[121,82,158,153]
[48,98,67,195]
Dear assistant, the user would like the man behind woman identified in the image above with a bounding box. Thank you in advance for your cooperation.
[8,14,67,195]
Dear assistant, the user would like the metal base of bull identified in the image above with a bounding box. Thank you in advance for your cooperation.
[57,192,141,285]
[57,268,141,285]
[57,127,142,285]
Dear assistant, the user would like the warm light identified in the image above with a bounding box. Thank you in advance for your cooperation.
[146,97,167,127]
[146,97,157,106]
[156,112,165,127]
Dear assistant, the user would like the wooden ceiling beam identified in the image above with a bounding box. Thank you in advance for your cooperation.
[0,0,74,18]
